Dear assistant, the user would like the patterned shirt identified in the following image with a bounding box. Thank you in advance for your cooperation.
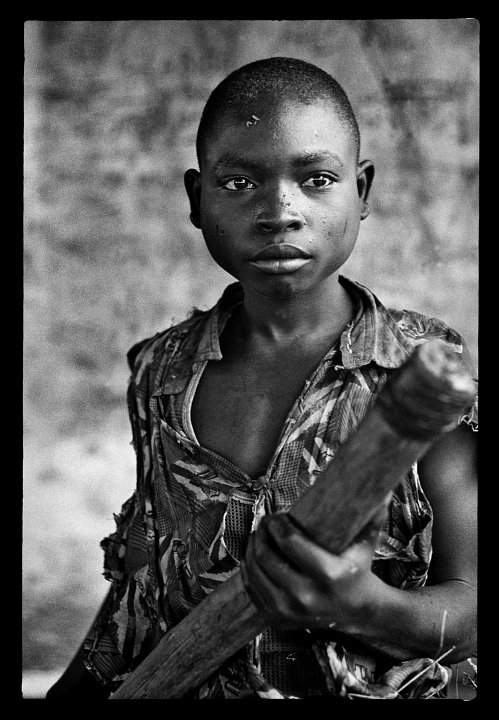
[83,276,478,699]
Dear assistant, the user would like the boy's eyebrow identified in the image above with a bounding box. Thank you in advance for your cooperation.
[211,155,262,173]
[211,150,344,173]
[293,151,344,168]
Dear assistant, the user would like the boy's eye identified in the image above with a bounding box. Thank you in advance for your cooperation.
[302,174,335,188]
[222,176,256,191]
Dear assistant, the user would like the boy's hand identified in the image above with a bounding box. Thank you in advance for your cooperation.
[241,509,386,633]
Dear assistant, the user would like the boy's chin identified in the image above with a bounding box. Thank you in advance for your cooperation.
[243,275,322,300]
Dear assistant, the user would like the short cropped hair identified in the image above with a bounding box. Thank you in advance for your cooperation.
[196,57,361,165]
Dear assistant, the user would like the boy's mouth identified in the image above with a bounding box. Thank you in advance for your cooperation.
[250,243,311,261]
[249,243,312,274]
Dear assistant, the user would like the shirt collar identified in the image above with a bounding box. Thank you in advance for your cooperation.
[193,277,414,370]
[192,283,244,361]
[337,276,415,369]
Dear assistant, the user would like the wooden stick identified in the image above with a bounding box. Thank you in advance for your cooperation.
[288,338,475,551]
[111,340,475,699]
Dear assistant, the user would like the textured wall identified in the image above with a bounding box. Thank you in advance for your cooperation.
[23,19,478,688]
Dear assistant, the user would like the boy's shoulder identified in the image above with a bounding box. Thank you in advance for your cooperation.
[345,278,474,374]
[126,283,242,379]
[386,305,464,349]
[383,303,476,378]
[126,306,209,376]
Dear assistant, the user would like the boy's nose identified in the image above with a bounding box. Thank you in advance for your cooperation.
[253,195,305,235]
[254,214,304,234]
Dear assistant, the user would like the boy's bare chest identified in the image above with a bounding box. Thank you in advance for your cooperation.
[191,350,323,478]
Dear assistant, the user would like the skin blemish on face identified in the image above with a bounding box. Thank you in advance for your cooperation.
[245,115,260,128]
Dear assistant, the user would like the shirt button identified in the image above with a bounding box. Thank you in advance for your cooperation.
[192,363,198,373]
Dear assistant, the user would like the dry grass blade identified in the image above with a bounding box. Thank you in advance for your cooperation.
[395,646,456,696]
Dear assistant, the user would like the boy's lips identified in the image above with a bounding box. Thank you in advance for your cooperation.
[250,243,312,261]
[249,243,312,274]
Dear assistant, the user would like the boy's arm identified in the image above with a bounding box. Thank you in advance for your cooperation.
[45,643,111,700]
[45,590,113,699]
[243,422,477,665]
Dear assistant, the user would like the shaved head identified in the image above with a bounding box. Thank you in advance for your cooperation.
[196,57,361,167]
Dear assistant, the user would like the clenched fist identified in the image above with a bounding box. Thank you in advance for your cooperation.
[240,509,387,634]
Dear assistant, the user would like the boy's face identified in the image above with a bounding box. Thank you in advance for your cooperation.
[185,99,373,300]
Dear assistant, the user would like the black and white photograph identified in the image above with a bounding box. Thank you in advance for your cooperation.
[23,19,478,701]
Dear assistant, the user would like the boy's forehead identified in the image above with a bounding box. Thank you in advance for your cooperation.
[202,98,355,167]
[218,96,343,134]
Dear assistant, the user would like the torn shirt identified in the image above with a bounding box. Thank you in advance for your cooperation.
[83,276,478,698]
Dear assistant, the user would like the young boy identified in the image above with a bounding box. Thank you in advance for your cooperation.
[47,57,477,700]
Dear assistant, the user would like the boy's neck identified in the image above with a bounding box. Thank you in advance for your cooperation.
[236,273,354,344]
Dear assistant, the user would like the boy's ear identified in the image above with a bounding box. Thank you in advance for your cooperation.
[357,160,375,220]
[184,169,202,229]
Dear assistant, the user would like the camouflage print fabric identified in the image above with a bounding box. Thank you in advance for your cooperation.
[83,276,478,698]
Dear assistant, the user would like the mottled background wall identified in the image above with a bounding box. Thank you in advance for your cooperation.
[23,19,478,697]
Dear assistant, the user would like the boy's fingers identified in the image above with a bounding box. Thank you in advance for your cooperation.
[265,514,351,578]
[243,504,385,605]
[250,513,370,584]
[242,528,334,628]
[264,503,386,561]
[241,530,297,618]
[244,515,298,587]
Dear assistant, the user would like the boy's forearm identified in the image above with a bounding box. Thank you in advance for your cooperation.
[344,577,476,665]
[46,588,114,699]
[46,642,110,699]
